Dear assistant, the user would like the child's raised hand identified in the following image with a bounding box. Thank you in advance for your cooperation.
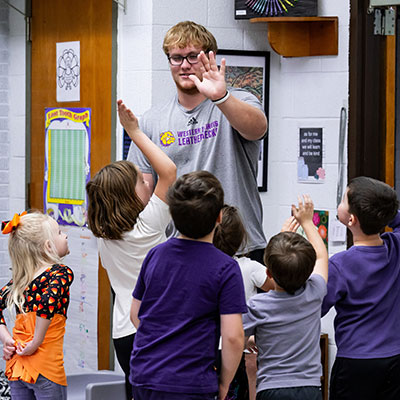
[117,99,140,138]
[291,194,314,226]
[281,216,300,233]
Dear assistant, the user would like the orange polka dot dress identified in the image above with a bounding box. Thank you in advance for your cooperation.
[0,264,74,386]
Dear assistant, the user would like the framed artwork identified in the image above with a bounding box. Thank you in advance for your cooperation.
[216,49,270,191]
[234,0,318,19]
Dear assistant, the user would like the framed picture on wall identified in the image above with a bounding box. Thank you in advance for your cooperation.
[216,49,270,191]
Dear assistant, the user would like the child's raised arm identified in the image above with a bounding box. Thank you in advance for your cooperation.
[291,195,328,282]
[117,100,176,202]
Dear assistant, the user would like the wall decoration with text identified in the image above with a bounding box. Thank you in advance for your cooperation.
[44,107,91,226]
[298,127,325,183]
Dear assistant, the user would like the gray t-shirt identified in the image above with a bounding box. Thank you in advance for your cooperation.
[127,87,266,252]
[243,274,327,392]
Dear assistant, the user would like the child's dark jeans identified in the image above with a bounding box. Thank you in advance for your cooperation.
[132,387,217,400]
[256,386,322,400]
[330,354,400,400]
[8,375,66,400]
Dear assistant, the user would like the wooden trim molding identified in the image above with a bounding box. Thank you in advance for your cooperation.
[384,34,396,187]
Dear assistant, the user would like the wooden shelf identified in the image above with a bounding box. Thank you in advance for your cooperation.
[250,17,338,57]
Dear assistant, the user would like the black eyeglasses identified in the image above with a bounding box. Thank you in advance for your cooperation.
[167,53,200,66]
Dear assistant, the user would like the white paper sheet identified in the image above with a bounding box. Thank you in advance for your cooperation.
[56,41,80,102]
[62,226,98,373]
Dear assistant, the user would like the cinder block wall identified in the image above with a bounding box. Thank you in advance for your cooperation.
[8,2,26,220]
[0,1,26,278]
[0,2,10,283]
[0,1,9,372]
[0,1,26,370]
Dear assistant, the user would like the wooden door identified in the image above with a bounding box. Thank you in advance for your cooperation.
[30,0,114,369]
[348,2,397,185]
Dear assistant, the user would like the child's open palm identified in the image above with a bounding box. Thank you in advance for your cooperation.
[117,100,140,138]
[281,216,300,233]
[291,194,314,225]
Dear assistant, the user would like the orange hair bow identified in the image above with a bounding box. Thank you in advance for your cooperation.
[2,211,27,234]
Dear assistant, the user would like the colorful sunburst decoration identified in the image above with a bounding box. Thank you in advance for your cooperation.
[246,0,298,16]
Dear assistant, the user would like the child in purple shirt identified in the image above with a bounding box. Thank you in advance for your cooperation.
[130,171,247,400]
[322,177,400,400]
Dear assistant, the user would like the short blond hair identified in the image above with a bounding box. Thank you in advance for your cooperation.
[163,21,218,55]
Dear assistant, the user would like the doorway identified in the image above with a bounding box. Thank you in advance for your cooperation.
[29,0,116,369]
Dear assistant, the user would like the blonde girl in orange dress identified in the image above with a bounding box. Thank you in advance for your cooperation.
[0,212,74,400]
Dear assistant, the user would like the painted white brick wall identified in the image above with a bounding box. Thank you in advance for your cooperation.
[2,1,26,273]
[0,1,9,373]
[0,2,10,286]
[118,0,350,378]
[0,0,25,371]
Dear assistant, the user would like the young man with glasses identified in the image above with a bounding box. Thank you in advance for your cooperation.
[127,20,268,263]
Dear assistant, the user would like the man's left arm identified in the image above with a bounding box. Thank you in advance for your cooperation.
[217,94,268,141]
[189,51,267,141]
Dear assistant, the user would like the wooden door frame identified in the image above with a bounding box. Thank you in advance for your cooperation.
[385,33,396,187]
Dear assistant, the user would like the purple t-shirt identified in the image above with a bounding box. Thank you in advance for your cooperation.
[322,211,400,358]
[130,237,247,394]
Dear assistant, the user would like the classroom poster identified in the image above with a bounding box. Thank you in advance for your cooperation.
[63,225,98,373]
[57,41,80,102]
[44,107,91,227]
[297,209,329,251]
[298,128,325,183]
[313,209,329,250]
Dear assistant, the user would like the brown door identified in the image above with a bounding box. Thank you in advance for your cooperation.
[348,1,396,186]
[30,0,114,369]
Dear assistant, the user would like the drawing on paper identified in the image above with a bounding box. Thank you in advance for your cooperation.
[57,48,80,90]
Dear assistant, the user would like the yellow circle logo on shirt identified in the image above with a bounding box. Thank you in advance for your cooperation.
[160,131,176,147]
